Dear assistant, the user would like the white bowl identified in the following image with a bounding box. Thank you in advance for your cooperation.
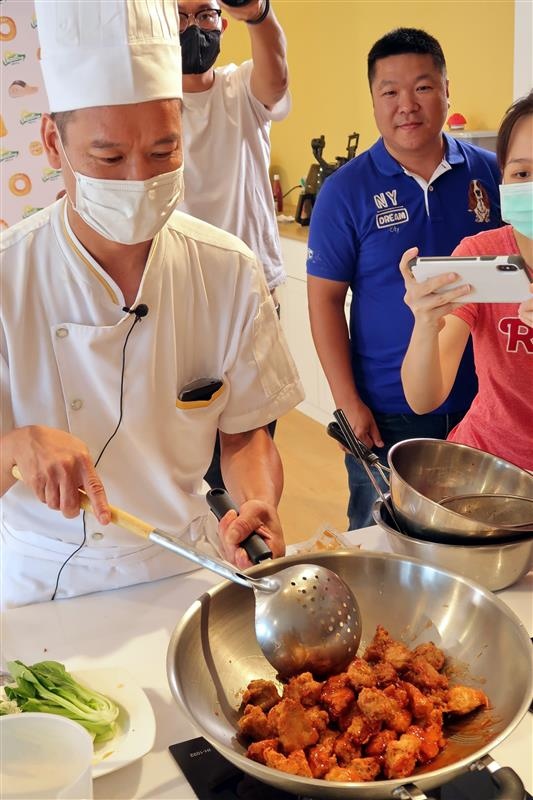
[0,712,93,799]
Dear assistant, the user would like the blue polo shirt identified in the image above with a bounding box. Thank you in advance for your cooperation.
[307,134,501,414]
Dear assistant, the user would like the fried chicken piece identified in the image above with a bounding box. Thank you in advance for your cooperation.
[346,710,380,745]
[384,683,409,708]
[445,685,489,716]
[404,656,449,692]
[238,704,273,741]
[412,641,445,671]
[383,733,422,779]
[407,709,446,763]
[363,625,392,662]
[320,673,356,720]
[373,660,399,686]
[267,698,319,754]
[337,702,359,732]
[347,658,376,690]
[242,679,281,712]
[364,729,397,758]
[357,687,412,733]
[247,738,279,764]
[333,732,362,766]
[305,705,329,734]
[308,731,338,779]
[346,757,381,782]
[283,671,323,707]
[357,687,393,723]
[264,748,313,778]
[325,757,381,782]
[383,640,412,671]
[364,625,411,670]
[403,680,434,721]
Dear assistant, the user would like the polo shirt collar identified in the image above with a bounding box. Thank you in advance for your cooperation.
[371,132,465,175]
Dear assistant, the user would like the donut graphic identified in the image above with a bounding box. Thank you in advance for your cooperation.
[0,115,6,137]
[0,16,17,42]
[29,140,43,156]
[9,173,32,196]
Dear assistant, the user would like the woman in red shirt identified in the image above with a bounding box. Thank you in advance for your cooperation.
[399,91,533,470]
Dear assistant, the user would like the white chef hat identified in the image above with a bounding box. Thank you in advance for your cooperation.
[35,0,182,113]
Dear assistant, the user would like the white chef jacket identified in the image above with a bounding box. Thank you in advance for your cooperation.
[0,199,304,608]
[181,61,290,291]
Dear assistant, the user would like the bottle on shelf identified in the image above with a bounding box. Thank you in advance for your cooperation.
[272,173,283,214]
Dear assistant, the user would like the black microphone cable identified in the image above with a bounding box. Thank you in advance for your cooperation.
[51,305,149,600]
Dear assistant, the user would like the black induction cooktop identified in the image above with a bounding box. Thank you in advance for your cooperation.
[169,737,531,800]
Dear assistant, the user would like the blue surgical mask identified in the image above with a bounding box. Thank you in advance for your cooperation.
[499,181,533,240]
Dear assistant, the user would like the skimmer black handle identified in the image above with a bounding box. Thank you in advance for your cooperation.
[206,488,272,564]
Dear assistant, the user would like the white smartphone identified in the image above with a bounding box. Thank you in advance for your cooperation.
[409,255,532,303]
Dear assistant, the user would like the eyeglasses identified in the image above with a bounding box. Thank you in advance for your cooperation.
[178,9,222,33]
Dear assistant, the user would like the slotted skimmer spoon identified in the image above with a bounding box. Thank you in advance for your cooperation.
[12,468,361,677]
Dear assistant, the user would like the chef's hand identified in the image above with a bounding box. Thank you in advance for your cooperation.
[3,425,111,524]
[219,0,267,23]
[518,283,533,328]
[400,247,472,331]
[217,499,284,568]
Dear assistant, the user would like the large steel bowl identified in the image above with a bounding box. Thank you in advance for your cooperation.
[167,551,532,799]
[388,439,533,542]
[372,497,533,591]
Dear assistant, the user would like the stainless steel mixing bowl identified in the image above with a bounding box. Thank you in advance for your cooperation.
[167,551,532,799]
[372,497,533,591]
[387,438,533,542]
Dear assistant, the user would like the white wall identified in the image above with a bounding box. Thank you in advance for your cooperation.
[514,0,533,99]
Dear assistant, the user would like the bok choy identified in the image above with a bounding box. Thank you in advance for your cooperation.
[2,660,119,743]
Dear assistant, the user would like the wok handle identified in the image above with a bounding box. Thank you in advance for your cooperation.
[392,784,428,799]
[470,755,526,800]
[206,488,272,564]
[12,465,154,538]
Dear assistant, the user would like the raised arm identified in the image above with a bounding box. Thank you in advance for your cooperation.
[221,1,288,107]
[399,248,472,413]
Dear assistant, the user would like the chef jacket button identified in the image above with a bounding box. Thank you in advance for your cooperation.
[56,327,69,338]
[428,185,434,192]
[70,398,83,411]
[91,531,104,541]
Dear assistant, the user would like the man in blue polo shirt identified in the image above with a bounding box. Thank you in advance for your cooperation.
[307,27,501,530]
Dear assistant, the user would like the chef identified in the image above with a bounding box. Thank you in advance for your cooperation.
[0,0,304,608]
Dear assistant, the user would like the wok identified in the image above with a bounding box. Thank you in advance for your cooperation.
[167,551,532,799]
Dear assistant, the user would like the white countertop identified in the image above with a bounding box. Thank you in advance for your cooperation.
[2,527,532,798]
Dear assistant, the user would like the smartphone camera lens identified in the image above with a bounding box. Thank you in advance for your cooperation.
[497,264,517,271]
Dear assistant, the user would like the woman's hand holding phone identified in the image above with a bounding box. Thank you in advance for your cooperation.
[518,283,533,327]
[399,247,471,330]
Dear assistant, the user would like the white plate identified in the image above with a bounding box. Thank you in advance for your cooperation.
[73,667,156,778]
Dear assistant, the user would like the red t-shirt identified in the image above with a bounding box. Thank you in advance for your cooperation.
[448,226,533,470]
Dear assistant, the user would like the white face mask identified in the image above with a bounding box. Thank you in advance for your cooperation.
[59,137,184,244]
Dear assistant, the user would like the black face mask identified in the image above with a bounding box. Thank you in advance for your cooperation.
[180,26,221,74]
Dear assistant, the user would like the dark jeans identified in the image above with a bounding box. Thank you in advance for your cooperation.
[204,420,277,490]
[345,411,466,531]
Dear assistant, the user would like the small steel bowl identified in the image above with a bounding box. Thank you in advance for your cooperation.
[387,438,533,543]
[372,497,533,591]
